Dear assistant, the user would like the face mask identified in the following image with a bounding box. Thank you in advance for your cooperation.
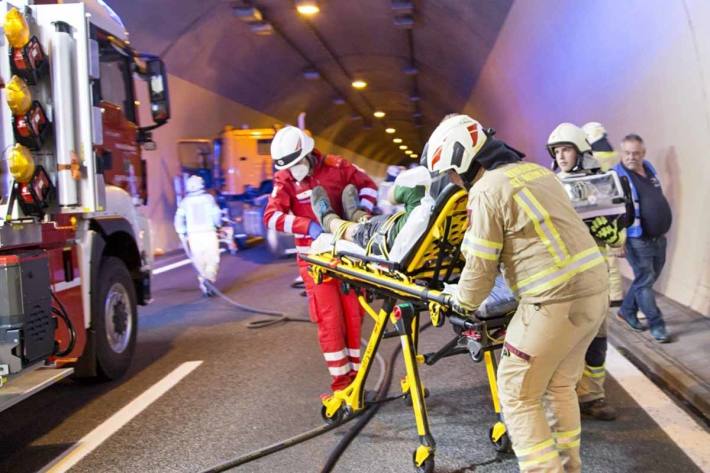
[289,160,310,182]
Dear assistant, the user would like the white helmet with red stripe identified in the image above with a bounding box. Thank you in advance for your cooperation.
[271,126,315,170]
[424,114,488,175]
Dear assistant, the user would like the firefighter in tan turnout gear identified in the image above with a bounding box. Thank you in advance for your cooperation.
[426,115,608,473]
[548,123,627,421]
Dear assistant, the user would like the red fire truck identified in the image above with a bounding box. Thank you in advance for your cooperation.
[0,0,170,411]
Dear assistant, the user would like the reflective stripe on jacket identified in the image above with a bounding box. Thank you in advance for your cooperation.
[457,162,608,309]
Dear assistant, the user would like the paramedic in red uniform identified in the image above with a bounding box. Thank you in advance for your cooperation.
[263,126,378,393]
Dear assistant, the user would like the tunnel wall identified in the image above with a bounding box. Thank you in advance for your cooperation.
[465,0,710,315]
[137,75,387,254]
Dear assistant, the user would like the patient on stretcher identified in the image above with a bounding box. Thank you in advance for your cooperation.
[310,166,434,262]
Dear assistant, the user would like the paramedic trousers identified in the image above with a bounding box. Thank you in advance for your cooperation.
[498,291,608,473]
[187,231,220,282]
[298,259,364,392]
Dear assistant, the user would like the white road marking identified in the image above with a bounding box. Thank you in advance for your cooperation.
[152,249,226,275]
[606,344,710,471]
[39,361,203,473]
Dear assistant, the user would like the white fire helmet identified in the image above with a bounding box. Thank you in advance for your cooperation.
[186,174,205,193]
[270,126,315,170]
[582,122,607,146]
[546,122,591,159]
[424,114,488,175]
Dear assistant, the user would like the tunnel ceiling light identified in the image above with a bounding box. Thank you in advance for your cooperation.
[295,0,320,16]
[393,138,402,143]
[391,0,414,14]
[385,127,396,134]
[351,79,368,89]
[233,6,264,22]
[373,110,386,118]
[413,110,423,119]
[393,15,415,29]
[409,93,420,102]
[405,150,413,155]
[249,21,274,35]
[303,68,320,80]
[399,145,408,150]
[403,64,418,76]
[410,153,418,159]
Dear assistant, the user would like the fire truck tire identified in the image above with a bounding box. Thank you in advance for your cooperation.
[93,256,137,380]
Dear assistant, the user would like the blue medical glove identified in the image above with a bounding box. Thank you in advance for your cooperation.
[308,221,323,240]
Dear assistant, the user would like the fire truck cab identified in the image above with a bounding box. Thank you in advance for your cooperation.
[0,0,169,411]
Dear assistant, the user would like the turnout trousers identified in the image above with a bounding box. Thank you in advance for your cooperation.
[298,259,364,392]
[498,290,608,472]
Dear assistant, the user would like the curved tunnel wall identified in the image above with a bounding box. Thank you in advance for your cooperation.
[465,0,710,314]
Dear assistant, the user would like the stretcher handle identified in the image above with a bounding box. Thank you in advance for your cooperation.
[447,314,477,331]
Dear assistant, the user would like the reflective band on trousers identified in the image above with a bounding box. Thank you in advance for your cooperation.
[328,364,351,376]
[462,235,502,261]
[516,438,560,469]
[323,349,347,361]
[512,246,605,296]
[583,364,605,378]
[514,187,569,264]
[553,427,581,451]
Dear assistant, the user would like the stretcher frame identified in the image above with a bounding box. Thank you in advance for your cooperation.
[302,184,515,472]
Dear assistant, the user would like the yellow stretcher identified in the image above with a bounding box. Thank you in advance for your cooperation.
[302,184,516,473]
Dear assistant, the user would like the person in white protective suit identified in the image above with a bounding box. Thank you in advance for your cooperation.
[174,175,223,296]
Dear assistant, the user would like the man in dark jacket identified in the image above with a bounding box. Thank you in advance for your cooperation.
[614,134,673,343]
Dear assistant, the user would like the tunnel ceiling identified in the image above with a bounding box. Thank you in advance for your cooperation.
[111,0,513,165]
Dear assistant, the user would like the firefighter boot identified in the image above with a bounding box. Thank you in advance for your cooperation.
[342,184,368,222]
[311,186,340,231]
[580,398,617,421]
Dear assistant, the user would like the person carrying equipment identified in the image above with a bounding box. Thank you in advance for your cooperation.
[263,126,378,393]
[427,114,608,473]
[174,175,223,296]
[580,122,625,306]
[310,166,434,262]
[547,122,630,422]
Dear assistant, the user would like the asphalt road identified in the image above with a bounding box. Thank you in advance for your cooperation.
[0,247,705,473]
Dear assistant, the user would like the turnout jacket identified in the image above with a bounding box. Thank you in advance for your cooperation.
[456,162,608,310]
[263,152,377,254]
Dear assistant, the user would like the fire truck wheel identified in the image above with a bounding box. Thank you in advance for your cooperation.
[93,257,137,380]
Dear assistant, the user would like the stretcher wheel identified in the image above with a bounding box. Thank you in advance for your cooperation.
[320,404,345,425]
[489,425,512,453]
[412,452,434,473]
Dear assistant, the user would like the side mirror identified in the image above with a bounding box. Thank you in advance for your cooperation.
[144,56,170,124]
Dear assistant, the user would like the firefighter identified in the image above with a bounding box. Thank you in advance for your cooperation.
[428,115,608,473]
[548,123,626,422]
[582,121,625,306]
[174,175,223,296]
[263,126,378,393]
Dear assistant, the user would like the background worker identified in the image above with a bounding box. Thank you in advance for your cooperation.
[615,134,673,343]
[263,126,378,393]
[547,123,627,421]
[174,175,223,297]
[582,122,624,306]
[429,114,608,473]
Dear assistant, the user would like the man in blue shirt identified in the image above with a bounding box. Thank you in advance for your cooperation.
[614,134,673,342]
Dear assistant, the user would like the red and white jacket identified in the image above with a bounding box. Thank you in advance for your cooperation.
[263,151,378,254]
